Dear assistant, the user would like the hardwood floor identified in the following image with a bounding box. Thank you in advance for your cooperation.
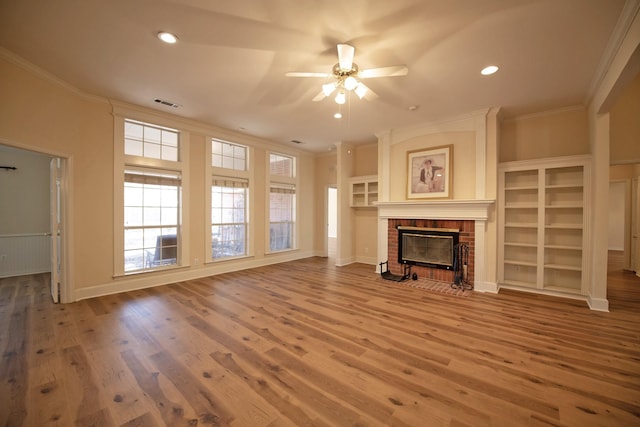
[1,257,639,426]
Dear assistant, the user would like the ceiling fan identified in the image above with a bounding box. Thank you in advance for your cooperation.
[286,44,408,104]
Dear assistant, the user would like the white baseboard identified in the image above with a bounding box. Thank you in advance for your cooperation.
[587,296,610,312]
[355,255,377,265]
[474,281,499,293]
[335,256,356,267]
[73,250,315,301]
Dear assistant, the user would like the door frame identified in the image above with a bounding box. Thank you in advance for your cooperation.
[326,185,337,259]
[1,138,73,303]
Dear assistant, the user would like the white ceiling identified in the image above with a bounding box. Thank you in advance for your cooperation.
[0,0,627,152]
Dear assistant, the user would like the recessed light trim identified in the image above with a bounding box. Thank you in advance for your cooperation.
[481,65,499,75]
[157,31,178,44]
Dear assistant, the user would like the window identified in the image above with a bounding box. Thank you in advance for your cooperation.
[269,153,294,177]
[209,139,250,261]
[124,169,181,272]
[268,153,296,252]
[125,119,179,161]
[269,183,295,251]
[211,178,248,259]
[212,139,247,171]
[114,113,188,276]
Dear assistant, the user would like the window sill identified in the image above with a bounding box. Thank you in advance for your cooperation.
[206,254,253,264]
[265,248,298,256]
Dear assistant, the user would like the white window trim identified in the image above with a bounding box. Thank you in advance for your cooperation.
[113,114,190,277]
[205,138,253,263]
[266,151,298,254]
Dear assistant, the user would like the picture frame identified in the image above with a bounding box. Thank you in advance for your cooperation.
[407,145,452,199]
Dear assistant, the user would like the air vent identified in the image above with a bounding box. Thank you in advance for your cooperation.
[154,98,180,108]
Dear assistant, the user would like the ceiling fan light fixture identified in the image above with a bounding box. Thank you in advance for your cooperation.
[354,83,368,99]
[335,91,346,105]
[322,82,337,96]
[344,76,358,91]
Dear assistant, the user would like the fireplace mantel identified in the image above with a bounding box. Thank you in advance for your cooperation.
[375,199,494,220]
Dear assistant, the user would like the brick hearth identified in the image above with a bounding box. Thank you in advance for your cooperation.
[387,219,475,284]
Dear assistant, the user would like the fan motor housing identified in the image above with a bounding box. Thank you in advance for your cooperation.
[332,63,359,77]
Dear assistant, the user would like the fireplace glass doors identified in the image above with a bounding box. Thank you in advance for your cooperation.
[397,226,459,270]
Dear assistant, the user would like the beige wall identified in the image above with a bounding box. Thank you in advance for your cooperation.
[389,131,476,200]
[500,108,589,162]
[0,148,50,235]
[610,72,640,164]
[353,143,378,264]
[0,56,317,299]
[353,143,378,176]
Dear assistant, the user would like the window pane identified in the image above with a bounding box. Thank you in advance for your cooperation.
[162,145,178,161]
[125,139,143,156]
[125,122,143,140]
[145,142,161,159]
[211,182,247,260]
[124,206,143,226]
[270,153,294,177]
[125,119,179,161]
[212,139,247,171]
[124,168,181,272]
[162,130,178,147]
[145,126,161,143]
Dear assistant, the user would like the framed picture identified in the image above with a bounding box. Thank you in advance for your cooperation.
[407,145,452,199]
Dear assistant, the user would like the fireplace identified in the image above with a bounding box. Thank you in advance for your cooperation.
[386,218,475,283]
[398,226,459,270]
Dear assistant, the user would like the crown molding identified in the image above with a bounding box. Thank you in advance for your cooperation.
[0,47,107,105]
[586,0,640,105]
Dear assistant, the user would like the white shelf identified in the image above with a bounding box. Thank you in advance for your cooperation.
[498,155,590,298]
[349,175,378,208]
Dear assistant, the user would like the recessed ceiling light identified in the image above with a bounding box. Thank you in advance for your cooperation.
[481,65,499,75]
[334,112,342,119]
[157,32,178,44]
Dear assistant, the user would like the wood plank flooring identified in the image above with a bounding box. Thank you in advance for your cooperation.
[1,257,639,426]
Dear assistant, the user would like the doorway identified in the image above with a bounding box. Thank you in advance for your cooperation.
[327,186,337,260]
[0,143,68,302]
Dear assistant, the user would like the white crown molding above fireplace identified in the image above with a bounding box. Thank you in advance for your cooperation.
[376,199,495,220]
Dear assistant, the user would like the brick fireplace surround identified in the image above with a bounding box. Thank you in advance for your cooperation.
[376,200,495,293]
[388,219,475,284]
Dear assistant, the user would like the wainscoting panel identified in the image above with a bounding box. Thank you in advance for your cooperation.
[0,234,50,278]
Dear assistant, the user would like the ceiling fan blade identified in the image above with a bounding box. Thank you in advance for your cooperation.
[359,65,408,78]
[312,90,327,102]
[286,71,331,78]
[355,82,378,101]
[337,44,355,71]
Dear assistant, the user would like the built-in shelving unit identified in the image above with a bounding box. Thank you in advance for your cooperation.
[349,175,378,207]
[498,155,590,297]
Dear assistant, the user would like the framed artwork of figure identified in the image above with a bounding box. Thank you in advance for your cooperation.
[407,145,452,199]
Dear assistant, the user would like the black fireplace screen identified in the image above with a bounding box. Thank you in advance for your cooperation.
[398,226,459,270]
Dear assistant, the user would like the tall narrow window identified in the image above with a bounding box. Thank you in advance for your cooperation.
[209,139,250,261]
[212,178,248,259]
[269,183,295,251]
[268,152,296,252]
[116,115,186,276]
[124,169,181,272]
